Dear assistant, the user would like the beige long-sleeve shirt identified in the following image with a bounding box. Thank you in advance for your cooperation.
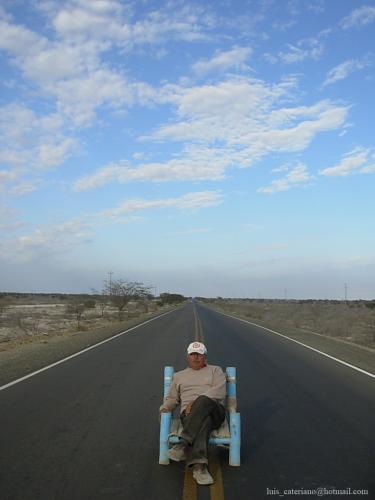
[160,364,226,414]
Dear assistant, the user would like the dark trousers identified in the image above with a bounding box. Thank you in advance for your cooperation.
[180,395,226,466]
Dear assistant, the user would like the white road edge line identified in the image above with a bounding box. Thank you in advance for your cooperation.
[0,309,177,392]
[216,310,375,380]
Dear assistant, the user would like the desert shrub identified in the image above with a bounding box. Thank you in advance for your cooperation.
[159,293,185,305]
[136,300,149,313]
[65,302,86,330]
[84,298,96,309]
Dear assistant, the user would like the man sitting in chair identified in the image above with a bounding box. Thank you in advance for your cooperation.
[159,342,226,485]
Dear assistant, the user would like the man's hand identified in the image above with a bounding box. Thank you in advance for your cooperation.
[160,406,170,413]
[184,401,194,415]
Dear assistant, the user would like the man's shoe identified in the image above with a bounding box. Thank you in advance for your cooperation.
[168,443,186,462]
[192,464,214,485]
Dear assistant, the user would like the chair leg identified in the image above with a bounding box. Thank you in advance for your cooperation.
[159,412,172,464]
[229,412,241,466]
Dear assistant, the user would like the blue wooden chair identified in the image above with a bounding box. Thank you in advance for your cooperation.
[159,366,241,466]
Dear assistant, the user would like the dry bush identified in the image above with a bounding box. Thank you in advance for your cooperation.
[65,302,87,330]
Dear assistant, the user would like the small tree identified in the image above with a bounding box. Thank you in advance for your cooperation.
[97,299,107,318]
[159,293,185,306]
[91,288,109,318]
[66,301,86,330]
[84,298,96,309]
[104,279,151,320]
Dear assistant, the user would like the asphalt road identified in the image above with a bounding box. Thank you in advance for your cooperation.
[1,302,374,500]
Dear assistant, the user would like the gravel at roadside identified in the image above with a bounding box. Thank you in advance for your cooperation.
[0,307,176,387]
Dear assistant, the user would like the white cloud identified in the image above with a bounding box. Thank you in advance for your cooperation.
[0,205,26,231]
[155,80,346,142]
[275,27,332,65]
[272,164,290,173]
[0,1,214,128]
[361,164,375,174]
[0,103,77,192]
[159,77,287,120]
[37,138,77,169]
[51,0,212,45]
[322,57,372,87]
[257,163,314,194]
[340,5,375,29]
[307,1,325,14]
[9,182,38,197]
[21,41,101,84]
[46,69,135,125]
[272,19,298,31]
[73,163,127,191]
[0,169,17,185]
[0,3,221,201]
[0,17,46,56]
[192,46,252,75]
[73,79,348,191]
[73,147,230,191]
[2,190,223,261]
[263,52,278,64]
[0,221,27,231]
[100,191,224,217]
[319,147,371,177]
[1,6,348,200]
[51,1,125,39]
[278,39,324,64]
[2,218,95,262]
[153,83,347,155]
[360,153,375,173]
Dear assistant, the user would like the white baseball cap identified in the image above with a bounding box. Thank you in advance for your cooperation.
[187,341,207,355]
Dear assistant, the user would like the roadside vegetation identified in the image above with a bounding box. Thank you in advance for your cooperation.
[0,283,187,346]
[200,298,375,350]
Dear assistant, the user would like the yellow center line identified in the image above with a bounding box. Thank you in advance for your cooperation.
[182,456,225,500]
[193,306,199,342]
[182,306,225,500]
[198,316,204,343]
[193,305,204,343]
[182,465,197,500]
[209,450,225,500]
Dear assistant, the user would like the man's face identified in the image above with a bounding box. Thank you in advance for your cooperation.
[187,352,207,370]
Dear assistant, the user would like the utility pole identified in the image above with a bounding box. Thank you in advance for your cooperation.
[344,282,348,302]
[108,271,113,296]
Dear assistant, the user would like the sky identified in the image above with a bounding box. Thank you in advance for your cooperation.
[0,0,375,299]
